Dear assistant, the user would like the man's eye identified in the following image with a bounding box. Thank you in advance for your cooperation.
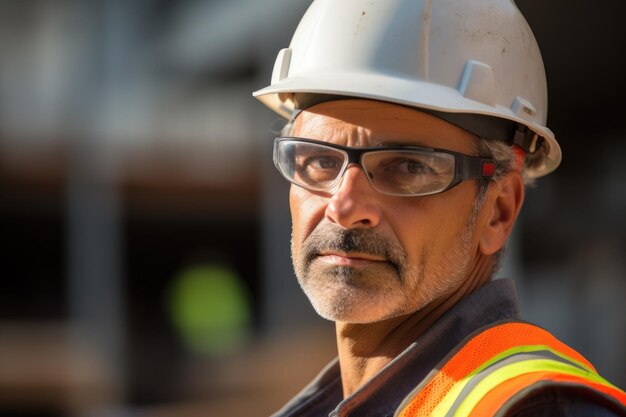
[305,156,342,170]
[387,158,436,175]
[405,160,434,174]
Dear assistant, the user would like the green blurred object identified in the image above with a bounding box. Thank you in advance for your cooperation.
[169,264,251,356]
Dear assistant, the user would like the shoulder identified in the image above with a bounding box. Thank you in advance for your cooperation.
[394,320,626,417]
[503,385,626,417]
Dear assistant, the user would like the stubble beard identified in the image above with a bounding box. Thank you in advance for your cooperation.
[291,216,477,324]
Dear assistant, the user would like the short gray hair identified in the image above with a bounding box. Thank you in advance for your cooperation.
[471,137,529,275]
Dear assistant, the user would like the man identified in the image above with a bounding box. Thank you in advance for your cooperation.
[253,0,626,416]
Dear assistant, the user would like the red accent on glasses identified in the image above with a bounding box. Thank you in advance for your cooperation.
[482,162,495,177]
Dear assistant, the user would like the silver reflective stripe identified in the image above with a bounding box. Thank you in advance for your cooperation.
[443,349,585,417]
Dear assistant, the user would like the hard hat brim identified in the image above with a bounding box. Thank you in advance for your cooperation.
[253,71,561,178]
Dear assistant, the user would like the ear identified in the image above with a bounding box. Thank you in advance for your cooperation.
[478,171,525,256]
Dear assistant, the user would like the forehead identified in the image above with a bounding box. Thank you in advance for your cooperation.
[291,99,477,154]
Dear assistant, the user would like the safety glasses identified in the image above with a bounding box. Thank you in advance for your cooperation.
[273,137,495,197]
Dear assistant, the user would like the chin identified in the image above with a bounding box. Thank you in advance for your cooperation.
[305,287,406,324]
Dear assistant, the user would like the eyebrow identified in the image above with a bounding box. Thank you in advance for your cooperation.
[372,140,430,147]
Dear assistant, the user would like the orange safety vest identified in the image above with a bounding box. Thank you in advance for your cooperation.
[395,321,626,417]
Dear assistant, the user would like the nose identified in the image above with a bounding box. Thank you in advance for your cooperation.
[325,165,382,229]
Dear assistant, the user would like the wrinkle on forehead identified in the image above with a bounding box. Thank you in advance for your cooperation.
[297,123,374,147]
[292,110,374,147]
[291,99,477,152]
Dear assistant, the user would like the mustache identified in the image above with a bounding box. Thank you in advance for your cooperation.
[301,223,406,273]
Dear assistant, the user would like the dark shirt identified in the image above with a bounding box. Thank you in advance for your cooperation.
[271,279,625,417]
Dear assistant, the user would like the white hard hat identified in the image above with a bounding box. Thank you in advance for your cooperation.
[253,0,561,178]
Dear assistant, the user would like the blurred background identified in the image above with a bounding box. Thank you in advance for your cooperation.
[0,0,624,416]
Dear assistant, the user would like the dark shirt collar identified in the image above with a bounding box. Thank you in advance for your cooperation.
[272,279,521,417]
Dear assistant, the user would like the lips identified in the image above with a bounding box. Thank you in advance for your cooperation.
[316,251,388,267]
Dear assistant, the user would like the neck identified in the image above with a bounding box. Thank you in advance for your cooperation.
[335,252,494,398]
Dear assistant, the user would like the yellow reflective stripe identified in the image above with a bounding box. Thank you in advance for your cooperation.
[452,358,616,417]
[470,344,595,376]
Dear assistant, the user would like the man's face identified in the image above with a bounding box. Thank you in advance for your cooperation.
[289,99,489,324]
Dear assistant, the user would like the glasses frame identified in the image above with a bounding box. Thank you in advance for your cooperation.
[273,137,496,197]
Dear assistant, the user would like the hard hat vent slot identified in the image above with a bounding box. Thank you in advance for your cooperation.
[458,61,496,107]
[271,48,292,84]
[511,96,537,122]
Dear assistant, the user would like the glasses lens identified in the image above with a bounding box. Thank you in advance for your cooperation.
[362,150,455,195]
[274,140,347,191]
